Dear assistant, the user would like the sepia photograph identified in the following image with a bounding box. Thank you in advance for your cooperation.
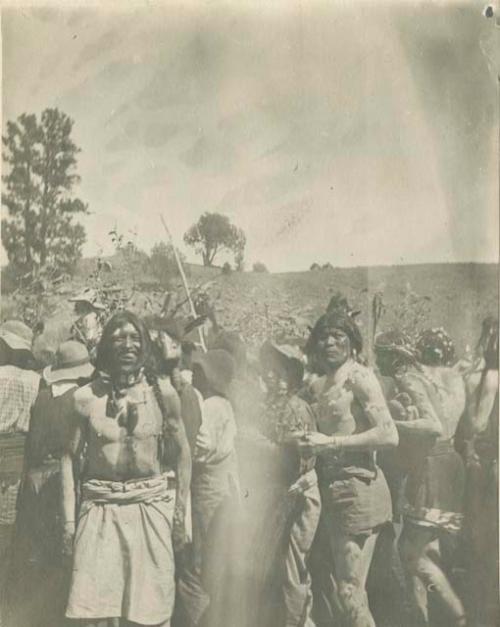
[0,1,498,626]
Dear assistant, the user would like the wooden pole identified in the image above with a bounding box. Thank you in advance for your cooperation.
[159,214,207,352]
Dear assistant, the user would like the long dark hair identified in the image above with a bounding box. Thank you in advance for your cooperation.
[476,316,499,371]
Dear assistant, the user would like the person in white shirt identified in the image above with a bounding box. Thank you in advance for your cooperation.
[176,349,239,627]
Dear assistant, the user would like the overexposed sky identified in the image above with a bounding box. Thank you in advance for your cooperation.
[2,1,498,271]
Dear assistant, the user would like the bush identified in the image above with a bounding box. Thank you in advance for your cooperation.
[222,262,232,275]
[252,262,269,273]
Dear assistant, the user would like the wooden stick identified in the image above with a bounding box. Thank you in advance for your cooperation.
[159,215,207,352]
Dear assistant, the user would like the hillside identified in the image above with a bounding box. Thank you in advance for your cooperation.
[1,255,497,362]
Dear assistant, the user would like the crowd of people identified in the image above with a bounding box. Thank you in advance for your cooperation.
[0,288,497,627]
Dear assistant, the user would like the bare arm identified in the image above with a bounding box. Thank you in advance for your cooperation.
[166,391,192,550]
[303,368,399,457]
[393,372,443,437]
[60,409,86,555]
[336,368,399,451]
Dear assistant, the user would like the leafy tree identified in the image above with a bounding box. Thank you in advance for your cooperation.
[2,108,88,278]
[183,212,246,267]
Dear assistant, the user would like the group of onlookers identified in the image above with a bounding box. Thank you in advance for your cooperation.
[0,289,497,627]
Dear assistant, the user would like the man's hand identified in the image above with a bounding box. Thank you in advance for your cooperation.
[298,432,333,457]
[62,521,75,558]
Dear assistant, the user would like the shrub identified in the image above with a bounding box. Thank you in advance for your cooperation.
[252,262,269,273]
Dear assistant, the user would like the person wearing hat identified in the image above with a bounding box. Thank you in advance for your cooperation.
[374,330,466,627]
[62,311,191,627]
[249,340,320,627]
[69,287,106,359]
[176,349,239,627]
[0,320,40,624]
[301,312,398,627]
[6,341,94,627]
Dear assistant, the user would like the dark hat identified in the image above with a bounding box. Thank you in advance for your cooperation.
[192,349,235,396]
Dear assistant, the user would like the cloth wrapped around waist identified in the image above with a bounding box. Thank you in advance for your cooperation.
[427,439,456,457]
[81,472,175,505]
[319,450,377,482]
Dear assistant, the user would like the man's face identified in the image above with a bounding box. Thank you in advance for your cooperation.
[317,327,351,370]
[110,322,142,372]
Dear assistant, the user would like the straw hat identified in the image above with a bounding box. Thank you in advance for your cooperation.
[192,349,235,396]
[0,320,34,353]
[43,341,95,384]
[69,288,106,310]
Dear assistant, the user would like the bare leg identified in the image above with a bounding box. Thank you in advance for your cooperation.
[399,524,466,626]
[329,530,379,627]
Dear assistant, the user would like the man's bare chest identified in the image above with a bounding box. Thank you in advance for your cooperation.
[86,389,163,444]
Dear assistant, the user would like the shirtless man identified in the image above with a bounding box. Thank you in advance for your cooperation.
[301,312,398,627]
[61,311,191,627]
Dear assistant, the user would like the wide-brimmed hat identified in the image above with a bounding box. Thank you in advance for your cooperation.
[0,320,34,353]
[43,340,95,384]
[69,288,106,310]
[259,340,305,388]
[192,349,235,396]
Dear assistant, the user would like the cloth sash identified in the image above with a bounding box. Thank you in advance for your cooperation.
[81,472,174,506]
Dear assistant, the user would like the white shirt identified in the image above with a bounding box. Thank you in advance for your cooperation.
[195,395,237,464]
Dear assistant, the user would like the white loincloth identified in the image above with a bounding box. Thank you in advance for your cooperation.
[66,473,176,625]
